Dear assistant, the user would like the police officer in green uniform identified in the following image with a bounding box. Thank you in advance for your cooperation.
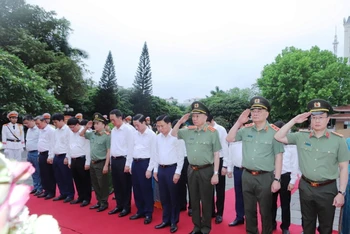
[274,99,350,234]
[226,96,284,234]
[80,113,111,212]
[172,101,222,234]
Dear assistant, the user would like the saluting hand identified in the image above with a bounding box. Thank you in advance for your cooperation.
[237,109,251,125]
[333,193,345,207]
[179,113,190,124]
[86,121,93,128]
[292,112,311,124]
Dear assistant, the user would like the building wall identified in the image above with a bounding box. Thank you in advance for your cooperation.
[344,16,350,63]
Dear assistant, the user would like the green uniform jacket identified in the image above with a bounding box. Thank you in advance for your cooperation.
[85,130,111,161]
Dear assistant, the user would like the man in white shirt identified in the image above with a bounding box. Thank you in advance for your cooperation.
[108,109,134,217]
[153,115,184,233]
[51,113,75,203]
[227,141,245,227]
[23,115,43,196]
[207,115,229,224]
[272,121,299,234]
[1,111,24,161]
[67,117,92,207]
[129,114,157,225]
[35,115,56,200]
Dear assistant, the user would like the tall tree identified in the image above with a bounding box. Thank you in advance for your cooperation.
[257,46,350,122]
[94,51,118,114]
[131,42,153,115]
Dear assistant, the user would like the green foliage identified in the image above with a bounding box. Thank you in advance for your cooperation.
[150,96,184,122]
[257,46,350,122]
[0,49,62,114]
[94,51,118,115]
[131,42,153,115]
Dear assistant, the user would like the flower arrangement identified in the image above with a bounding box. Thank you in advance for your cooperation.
[0,149,60,234]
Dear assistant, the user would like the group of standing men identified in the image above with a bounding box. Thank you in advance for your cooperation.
[1,96,349,234]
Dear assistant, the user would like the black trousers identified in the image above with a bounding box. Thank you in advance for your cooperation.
[212,157,225,216]
[272,172,291,230]
[111,157,132,211]
[71,156,91,202]
[38,151,56,196]
[178,157,191,209]
[53,154,74,197]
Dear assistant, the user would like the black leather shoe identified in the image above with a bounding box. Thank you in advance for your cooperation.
[215,215,223,224]
[187,209,192,217]
[37,193,48,198]
[70,199,83,204]
[97,205,108,212]
[118,209,130,217]
[170,224,178,233]
[30,189,37,194]
[155,222,170,229]
[89,204,100,209]
[53,195,66,201]
[44,194,55,200]
[273,223,277,230]
[228,219,244,226]
[34,191,43,196]
[63,197,74,203]
[144,216,152,224]
[108,207,123,215]
[282,229,290,234]
[129,214,144,220]
[80,200,90,207]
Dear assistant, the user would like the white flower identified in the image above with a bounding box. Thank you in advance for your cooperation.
[32,215,60,234]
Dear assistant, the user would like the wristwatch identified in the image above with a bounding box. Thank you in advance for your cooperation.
[214,171,219,175]
[338,190,346,196]
[274,177,281,182]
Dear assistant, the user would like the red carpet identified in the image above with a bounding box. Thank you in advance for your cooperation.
[26,179,337,234]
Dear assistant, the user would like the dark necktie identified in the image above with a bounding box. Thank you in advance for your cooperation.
[13,125,15,130]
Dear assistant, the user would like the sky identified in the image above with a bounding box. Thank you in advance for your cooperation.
[26,0,350,103]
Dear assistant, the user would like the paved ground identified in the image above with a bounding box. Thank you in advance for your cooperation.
[14,150,340,231]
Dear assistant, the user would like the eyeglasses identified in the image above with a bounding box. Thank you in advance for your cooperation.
[310,116,328,121]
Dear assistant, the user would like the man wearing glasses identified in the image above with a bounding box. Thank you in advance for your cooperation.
[1,111,24,161]
[226,96,284,234]
[274,99,350,234]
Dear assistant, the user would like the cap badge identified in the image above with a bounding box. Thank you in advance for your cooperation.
[194,103,199,108]
[314,102,321,108]
[95,114,98,119]
[254,99,260,104]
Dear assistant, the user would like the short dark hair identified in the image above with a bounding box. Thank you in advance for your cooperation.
[206,114,213,122]
[110,109,123,117]
[156,114,171,124]
[80,119,88,126]
[172,119,184,129]
[67,117,80,126]
[23,115,34,121]
[273,120,285,128]
[52,113,64,121]
[133,114,145,123]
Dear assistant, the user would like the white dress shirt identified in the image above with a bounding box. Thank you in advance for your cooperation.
[37,124,55,158]
[213,122,229,166]
[52,124,70,155]
[67,127,91,166]
[153,129,185,174]
[1,122,25,149]
[132,128,157,171]
[227,141,243,172]
[26,126,39,151]
[282,145,299,185]
[110,123,135,167]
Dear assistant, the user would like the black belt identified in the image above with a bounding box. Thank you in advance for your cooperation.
[112,155,126,160]
[7,138,20,142]
[71,156,85,161]
[159,163,177,168]
[91,159,106,164]
[55,153,66,157]
[133,158,150,162]
[302,175,336,187]
[243,168,269,175]
[39,151,49,155]
[28,150,38,153]
[190,164,212,171]
[234,166,243,170]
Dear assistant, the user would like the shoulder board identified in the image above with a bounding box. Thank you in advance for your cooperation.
[298,129,311,133]
[207,126,216,132]
[270,124,280,131]
[105,132,110,135]
[244,123,255,128]
[331,131,343,137]
[188,126,197,130]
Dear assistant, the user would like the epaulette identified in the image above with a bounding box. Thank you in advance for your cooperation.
[207,126,216,132]
[104,131,110,135]
[298,129,311,133]
[188,125,197,130]
[244,123,255,128]
[331,131,343,137]
[270,124,280,131]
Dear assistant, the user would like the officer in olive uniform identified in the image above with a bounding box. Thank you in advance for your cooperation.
[226,96,284,234]
[172,101,222,234]
[80,113,111,212]
[274,99,350,234]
